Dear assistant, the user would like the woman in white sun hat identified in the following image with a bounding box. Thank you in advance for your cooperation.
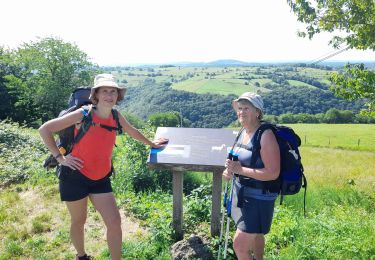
[223,92,280,260]
[39,73,168,260]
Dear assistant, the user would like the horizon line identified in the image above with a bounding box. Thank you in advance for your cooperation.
[99,59,375,67]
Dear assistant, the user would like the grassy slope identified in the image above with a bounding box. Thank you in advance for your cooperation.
[1,122,374,258]
[267,146,375,259]
[288,124,375,151]
[113,66,332,96]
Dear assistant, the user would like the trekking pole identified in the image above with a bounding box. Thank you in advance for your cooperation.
[223,175,235,259]
[217,180,229,260]
[218,150,234,260]
[223,153,238,259]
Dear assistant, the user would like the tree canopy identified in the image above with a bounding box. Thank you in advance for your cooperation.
[0,37,99,126]
[287,0,375,115]
[287,0,375,50]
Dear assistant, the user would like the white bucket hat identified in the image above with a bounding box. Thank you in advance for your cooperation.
[89,73,127,103]
[232,92,264,113]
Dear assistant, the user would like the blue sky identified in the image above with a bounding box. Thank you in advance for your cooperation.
[2,0,374,65]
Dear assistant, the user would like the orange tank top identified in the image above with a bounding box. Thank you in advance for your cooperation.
[71,111,117,180]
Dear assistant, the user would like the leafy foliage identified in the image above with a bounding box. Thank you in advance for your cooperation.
[148,111,181,127]
[260,109,375,124]
[262,85,364,115]
[184,185,212,232]
[117,190,174,252]
[287,0,375,117]
[0,120,48,187]
[121,83,236,128]
[0,37,99,126]
[287,0,375,51]
[121,81,363,128]
[112,126,173,194]
[330,63,375,115]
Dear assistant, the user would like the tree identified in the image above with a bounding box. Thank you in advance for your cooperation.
[330,63,375,116]
[2,37,99,125]
[287,0,375,50]
[324,108,342,123]
[287,0,375,115]
[148,112,181,127]
[0,47,19,121]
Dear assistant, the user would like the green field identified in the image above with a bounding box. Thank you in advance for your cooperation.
[112,65,334,96]
[1,122,374,259]
[286,124,375,151]
[287,79,317,89]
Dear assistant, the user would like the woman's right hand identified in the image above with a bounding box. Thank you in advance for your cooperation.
[57,154,84,170]
[222,169,232,181]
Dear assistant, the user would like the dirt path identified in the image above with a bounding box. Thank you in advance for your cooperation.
[19,185,148,256]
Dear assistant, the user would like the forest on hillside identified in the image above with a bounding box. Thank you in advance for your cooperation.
[0,37,372,128]
[119,81,365,128]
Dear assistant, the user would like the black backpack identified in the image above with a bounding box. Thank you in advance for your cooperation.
[236,122,307,215]
[43,87,123,169]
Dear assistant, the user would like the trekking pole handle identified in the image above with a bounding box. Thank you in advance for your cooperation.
[226,153,238,217]
[223,181,228,207]
[223,150,234,207]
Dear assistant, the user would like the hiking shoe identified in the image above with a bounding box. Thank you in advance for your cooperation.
[76,254,92,260]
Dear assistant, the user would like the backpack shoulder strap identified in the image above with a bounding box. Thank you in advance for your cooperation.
[72,105,93,147]
[252,122,277,149]
[111,108,123,135]
[249,122,277,166]
[231,127,244,151]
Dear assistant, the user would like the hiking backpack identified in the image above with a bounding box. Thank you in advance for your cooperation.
[236,122,307,214]
[43,87,123,169]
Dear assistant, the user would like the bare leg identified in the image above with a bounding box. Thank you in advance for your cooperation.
[252,234,265,260]
[65,197,88,257]
[90,192,122,260]
[233,229,253,260]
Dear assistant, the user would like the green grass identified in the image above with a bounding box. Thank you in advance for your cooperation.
[114,65,335,95]
[286,124,375,151]
[265,146,375,259]
[172,77,271,96]
[173,77,253,95]
[1,121,374,259]
[287,79,317,89]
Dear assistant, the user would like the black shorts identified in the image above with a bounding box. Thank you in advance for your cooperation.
[57,166,113,202]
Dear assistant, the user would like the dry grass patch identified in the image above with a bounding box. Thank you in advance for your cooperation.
[1,185,149,258]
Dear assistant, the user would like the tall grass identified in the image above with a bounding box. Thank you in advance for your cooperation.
[264,146,375,259]
[1,121,374,259]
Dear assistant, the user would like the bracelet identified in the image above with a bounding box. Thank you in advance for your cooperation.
[54,153,62,160]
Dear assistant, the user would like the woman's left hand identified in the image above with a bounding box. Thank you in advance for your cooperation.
[225,159,243,175]
[151,137,169,148]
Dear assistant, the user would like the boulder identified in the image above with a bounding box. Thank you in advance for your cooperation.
[171,235,213,260]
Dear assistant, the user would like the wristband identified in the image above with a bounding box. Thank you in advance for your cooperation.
[54,153,62,160]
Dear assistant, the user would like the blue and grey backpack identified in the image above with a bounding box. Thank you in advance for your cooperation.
[237,122,307,214]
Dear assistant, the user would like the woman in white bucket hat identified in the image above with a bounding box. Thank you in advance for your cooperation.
[223,92,280,260]
[39,73,168,260]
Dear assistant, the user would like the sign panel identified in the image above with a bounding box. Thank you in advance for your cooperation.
[148,127,240,169]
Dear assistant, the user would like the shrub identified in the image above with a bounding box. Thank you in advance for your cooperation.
[0,121,48,187]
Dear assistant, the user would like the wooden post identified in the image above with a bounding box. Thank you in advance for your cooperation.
[172,170,184,241]
[211,169,223,236]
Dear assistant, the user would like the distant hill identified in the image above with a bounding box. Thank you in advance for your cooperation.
[113,64,366,128]
[103,60,375,68]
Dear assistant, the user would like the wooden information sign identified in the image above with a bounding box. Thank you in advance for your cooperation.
[148,127,239,240]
